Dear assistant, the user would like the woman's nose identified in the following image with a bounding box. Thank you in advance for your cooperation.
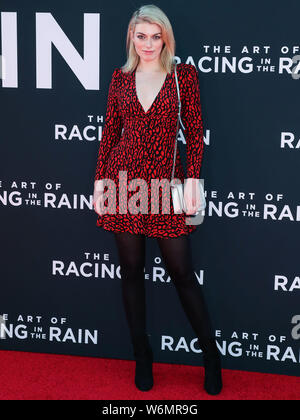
[146,38,152,47]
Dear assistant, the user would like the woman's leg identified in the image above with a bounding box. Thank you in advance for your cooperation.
[114,231,153,391]
[114,231,149,353]
[156,234,215,352]
[156,234,222,395]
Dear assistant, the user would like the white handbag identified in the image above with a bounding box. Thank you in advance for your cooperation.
[170,63,206,216]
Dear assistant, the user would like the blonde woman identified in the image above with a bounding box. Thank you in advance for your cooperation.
[93,4,222,395]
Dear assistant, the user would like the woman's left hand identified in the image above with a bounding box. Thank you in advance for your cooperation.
[183,178,202,215]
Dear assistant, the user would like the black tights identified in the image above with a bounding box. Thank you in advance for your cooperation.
[114,231,216,355]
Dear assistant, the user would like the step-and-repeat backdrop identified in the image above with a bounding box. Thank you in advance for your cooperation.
[1,1,299,377]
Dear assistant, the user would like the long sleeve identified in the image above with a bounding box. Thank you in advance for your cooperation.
[181,64,204,179]
[94,68,123,181]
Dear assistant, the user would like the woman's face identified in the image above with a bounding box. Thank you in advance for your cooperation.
[131,22,164,63]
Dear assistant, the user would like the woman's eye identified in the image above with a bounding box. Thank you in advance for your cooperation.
[137,35,161,40]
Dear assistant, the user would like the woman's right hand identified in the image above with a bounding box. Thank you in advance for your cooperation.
[93,180,105,216]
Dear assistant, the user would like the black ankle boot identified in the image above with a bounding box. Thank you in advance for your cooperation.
[134,346,153,391]
[202,348,222,395]
[133,337,154,392]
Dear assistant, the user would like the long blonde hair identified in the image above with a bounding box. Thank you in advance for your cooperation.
[121,4,176,75]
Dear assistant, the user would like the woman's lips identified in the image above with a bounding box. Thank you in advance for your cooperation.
[143,50,153,54]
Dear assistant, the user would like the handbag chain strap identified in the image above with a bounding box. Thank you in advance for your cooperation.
[171,63,186,181]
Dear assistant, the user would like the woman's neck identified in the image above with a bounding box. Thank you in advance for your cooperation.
[136,59,163,73]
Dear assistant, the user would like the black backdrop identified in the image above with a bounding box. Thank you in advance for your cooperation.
[1,0,300,377]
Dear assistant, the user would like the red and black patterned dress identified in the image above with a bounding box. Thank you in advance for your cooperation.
[94,62,204,238]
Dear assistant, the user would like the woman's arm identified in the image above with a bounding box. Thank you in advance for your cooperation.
[94,68,123,182]
[181,64,204,180]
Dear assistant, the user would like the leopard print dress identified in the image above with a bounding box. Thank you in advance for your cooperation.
[94,62,204,238]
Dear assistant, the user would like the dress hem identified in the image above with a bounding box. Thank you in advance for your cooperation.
[96,221,198,239]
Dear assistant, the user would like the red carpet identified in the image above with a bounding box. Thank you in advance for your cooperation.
[0,350,299,400]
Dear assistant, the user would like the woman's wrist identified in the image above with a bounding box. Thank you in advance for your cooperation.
[94,179,105,192]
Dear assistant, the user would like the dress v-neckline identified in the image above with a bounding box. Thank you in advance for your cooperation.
[133,68,169,116]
